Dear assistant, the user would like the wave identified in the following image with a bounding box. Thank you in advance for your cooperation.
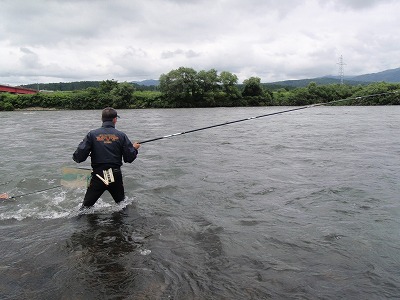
[0,191,136,221]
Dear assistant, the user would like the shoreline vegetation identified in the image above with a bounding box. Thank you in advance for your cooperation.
[1,67,400,111]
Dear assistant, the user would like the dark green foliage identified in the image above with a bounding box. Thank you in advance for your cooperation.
[99,80,119,94]
[284,82,358,106]
[1,72,399,111]
[349,82,400,105]
[242,77,264,97]
[0,93,14,111]
[158,67,272,108]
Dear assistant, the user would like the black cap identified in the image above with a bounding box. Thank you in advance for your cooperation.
[102,107,120,122]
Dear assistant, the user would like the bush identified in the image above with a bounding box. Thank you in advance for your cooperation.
[0,101,14,111]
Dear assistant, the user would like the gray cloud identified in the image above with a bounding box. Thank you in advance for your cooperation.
[19,48,41,69]
[321,0,396,10]
[0,0,399,85]
[161,49,201,59]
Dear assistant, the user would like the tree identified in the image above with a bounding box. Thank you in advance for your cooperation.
[0,94,14,110]
[159,67,198,107]
[196,69,221,106]
[286,87,312,105]
[100,79,119,94]
[111,82,135,108]
[351,82,400,105]
[241,76,273,106]
[242,77,264,97]
[219,71,241,106]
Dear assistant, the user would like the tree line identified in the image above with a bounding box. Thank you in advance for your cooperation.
[1,67,399,111]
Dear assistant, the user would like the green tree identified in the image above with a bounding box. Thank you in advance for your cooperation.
[159,67,198,107]
[242,77,264,97]
[351,82,400,105]
[0,94,14,111]
[273,88,291,105]
[110,82,135,108]
[100,79,119,94]
[286,87,311,105]
[219,71,241,106]
[196,69,221,106]
[242,77,273,106]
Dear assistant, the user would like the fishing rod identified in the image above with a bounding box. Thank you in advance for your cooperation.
[139,90,399,144]
[1,185,62,200]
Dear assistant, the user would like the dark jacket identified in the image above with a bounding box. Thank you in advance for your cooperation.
[73,121,138,170]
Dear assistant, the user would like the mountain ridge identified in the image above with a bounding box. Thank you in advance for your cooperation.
[265,67,400,88]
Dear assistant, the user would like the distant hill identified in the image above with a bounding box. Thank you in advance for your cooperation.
[264,77,368,89]
[350,67,400,83]
[265,67,400,89]
[22,81,100,91]
[20,80,158,91]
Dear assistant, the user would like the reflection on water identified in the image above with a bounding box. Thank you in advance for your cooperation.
[65,208,157,299]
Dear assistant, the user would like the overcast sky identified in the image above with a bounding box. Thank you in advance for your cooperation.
[1,0,399,85]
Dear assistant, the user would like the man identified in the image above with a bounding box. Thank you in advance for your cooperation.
[73,107,140,209]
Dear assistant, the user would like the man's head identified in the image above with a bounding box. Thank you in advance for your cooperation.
[102,107,120,122]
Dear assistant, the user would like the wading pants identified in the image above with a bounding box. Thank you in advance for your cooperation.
[82,168,124,208]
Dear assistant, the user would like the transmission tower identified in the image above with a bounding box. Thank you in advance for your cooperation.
[337,55,346,85]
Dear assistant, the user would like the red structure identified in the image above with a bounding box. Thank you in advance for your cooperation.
[0,84,38,94]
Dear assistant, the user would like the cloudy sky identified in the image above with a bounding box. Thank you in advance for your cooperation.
[1,0,399,85]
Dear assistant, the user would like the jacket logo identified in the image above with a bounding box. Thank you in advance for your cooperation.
[96,134,119,144]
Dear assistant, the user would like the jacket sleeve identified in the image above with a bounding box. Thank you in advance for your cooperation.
[122,135,138,163]
[72,133,92,163]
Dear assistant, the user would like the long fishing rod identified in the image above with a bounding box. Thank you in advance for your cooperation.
[139,90,399,144]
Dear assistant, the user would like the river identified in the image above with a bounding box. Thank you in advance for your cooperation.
[0,106,399,299]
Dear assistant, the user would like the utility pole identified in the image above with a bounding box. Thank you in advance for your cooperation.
[337,55,346,85]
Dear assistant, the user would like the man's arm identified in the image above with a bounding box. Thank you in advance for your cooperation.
[122,136,140,163]
[73,133,92,163]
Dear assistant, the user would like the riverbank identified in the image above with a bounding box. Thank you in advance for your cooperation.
[16,107,58,111]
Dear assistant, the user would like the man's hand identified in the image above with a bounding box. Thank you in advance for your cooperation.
[133,142,141,150]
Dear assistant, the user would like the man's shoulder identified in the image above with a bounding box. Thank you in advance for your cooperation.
[91,126,128,139]
[88,127,103,135]
[90,126,118,133]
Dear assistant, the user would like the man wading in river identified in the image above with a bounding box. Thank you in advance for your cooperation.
[73,107,140,209]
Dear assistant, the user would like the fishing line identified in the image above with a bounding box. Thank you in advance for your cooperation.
[0,180,12,186]
[8,185,62,199]
[139,90,399,144]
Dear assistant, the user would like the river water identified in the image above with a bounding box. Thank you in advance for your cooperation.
[0,106,399,299]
